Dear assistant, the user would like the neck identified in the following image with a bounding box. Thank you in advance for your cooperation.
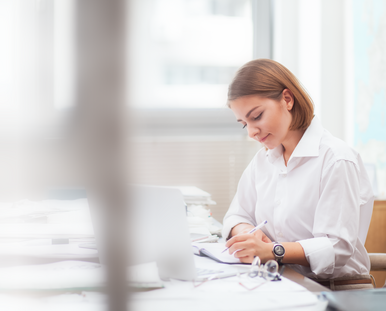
[282,129,305,165]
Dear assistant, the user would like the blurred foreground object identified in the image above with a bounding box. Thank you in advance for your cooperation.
[74,0,130,310]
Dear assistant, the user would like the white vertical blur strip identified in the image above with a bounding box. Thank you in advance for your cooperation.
[344,0,354,146]
[54,0,75,110]
[0,0,40,126]
[298,0,321,118]
[0,1,16,116]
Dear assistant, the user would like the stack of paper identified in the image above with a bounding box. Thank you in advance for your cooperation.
[175,186,216,206]
[172,186,221,238]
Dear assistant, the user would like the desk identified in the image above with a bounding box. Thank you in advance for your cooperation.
[0,243,328,311]
[282,267,328,293]
[129,255,328,311]
[213,228,328,293]
[365,199,386,287]
[0,240,99,267]
[0,246,327,293]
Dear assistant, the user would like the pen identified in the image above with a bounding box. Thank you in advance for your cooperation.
[221,220,268,253]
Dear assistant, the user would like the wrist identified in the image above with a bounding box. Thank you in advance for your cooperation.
[271,242,285,264]
[257,242,275,263]
[267,243,276,261]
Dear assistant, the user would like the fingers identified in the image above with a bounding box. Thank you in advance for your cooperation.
[225,234,249,248]
[230,247,255,264]
[262,235,272,243]
[227,234,266,254]
[233,248,253,259]
[253,229,272,243]
[228,240,255,255]
[252,229,265,239]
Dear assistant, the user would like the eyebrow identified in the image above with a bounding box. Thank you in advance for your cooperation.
[236,106,260,122]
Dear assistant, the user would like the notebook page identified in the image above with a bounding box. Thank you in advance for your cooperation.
[193,242,241,264]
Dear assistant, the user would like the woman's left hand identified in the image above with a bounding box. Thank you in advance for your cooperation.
[225,230,274,263]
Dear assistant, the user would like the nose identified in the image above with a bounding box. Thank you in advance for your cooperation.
[247,124,260,140]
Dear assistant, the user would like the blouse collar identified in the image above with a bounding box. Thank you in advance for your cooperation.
[266,116,324,169]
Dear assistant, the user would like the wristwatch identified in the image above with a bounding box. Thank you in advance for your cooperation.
[272,242,285,264]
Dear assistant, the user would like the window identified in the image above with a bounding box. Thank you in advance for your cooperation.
[128,0,272,136]
[129,0,253,110]
[0,0,75,133]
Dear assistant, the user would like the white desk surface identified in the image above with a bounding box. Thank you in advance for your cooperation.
[0,250,328,311]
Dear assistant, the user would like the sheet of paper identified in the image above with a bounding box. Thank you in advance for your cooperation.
[0,223,94,239]
[0,292,108,311]
[0,290,325,311]
[0,241,97,258]
[131,279,320,311]
[0,260,105,290]
[189,226,212,236]
[0,199,90,223]
[192,242,241,264]
[0,261,163,291]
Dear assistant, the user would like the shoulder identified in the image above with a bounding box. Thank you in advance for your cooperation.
[319,130,359,170]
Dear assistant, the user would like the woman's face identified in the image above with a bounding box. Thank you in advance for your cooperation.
[229,90,294,150]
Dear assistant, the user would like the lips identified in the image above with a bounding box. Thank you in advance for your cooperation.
[258,134,270,143]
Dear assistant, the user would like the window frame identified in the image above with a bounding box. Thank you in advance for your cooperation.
[133,0,273,137]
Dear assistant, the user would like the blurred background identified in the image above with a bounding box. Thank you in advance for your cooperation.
[0,0,385,222]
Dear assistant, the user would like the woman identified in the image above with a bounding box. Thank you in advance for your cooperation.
[222,59,374,290]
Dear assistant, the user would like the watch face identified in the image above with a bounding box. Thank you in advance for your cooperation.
[274,245,285,256]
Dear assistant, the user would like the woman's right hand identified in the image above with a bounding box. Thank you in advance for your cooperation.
[230,223,271,243]
[250,229,272,243]
[236,226,272,243]
[225,228,273,263]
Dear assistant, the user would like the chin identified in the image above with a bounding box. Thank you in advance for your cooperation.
[264,142,279,150]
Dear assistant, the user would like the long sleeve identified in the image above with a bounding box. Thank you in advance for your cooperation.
[297,159,367,277]
[222,157,258,240]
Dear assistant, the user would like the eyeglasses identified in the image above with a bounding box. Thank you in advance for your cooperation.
[238,256,284,291]
[192,257,284,290]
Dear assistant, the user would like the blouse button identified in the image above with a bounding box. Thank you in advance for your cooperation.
[275,200,281,207]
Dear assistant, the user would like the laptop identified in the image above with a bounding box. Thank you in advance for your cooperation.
[86,185,238,281]
[321,288,386,311]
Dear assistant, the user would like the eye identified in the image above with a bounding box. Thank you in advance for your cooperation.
[242,124,247,129]
[254,112,263,120]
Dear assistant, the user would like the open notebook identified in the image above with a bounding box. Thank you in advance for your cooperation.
[192,242,243,264]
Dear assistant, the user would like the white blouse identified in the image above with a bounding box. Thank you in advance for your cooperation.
[222,117,374,279]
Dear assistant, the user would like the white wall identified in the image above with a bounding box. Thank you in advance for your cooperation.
[273,0,349,143]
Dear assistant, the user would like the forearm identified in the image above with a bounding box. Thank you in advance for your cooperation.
[281,242,309,266]
[250,241,310,265]
[259,242,309,266]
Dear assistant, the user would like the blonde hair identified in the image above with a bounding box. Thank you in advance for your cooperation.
[228,59,314,131]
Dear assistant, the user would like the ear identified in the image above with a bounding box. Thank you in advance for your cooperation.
[282,89,294,111]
